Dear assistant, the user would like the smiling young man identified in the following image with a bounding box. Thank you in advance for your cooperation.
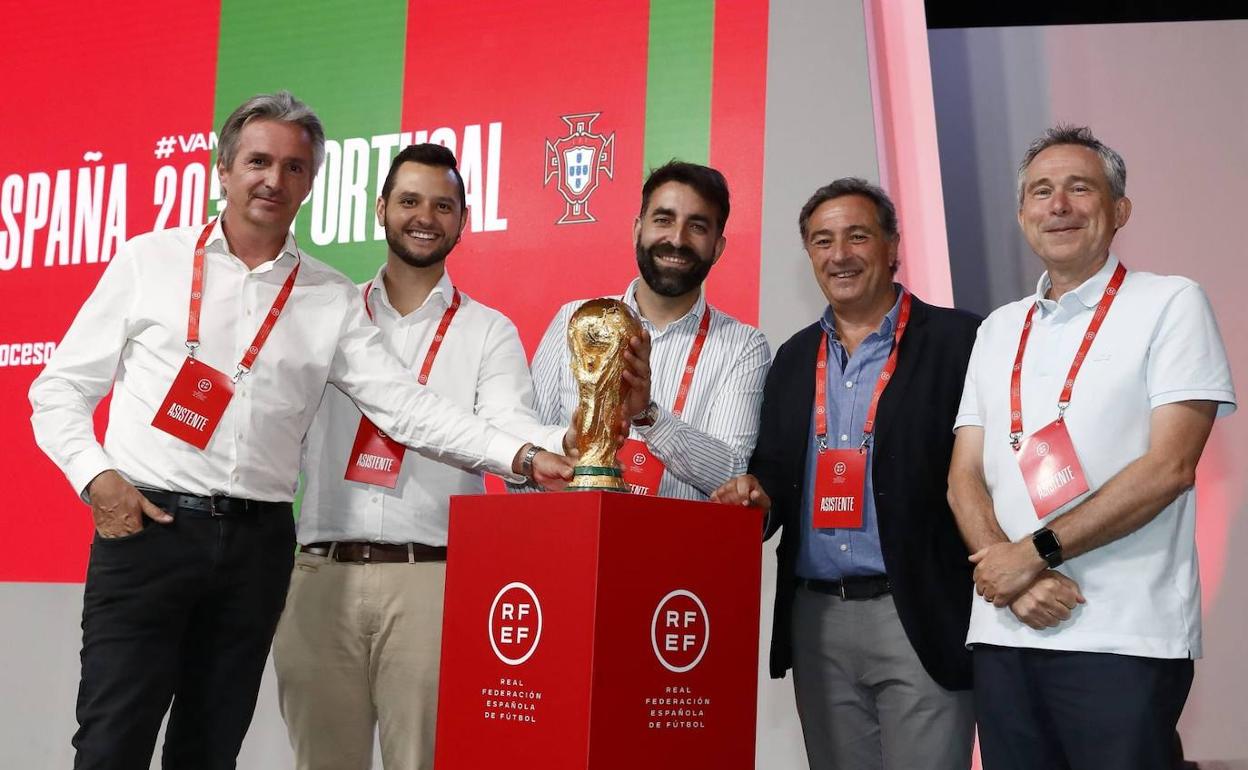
[29,97,571,770]
[272,143,573,770]
[948,126,1236,769]
[712,178,981,770]
[527,160,771,500]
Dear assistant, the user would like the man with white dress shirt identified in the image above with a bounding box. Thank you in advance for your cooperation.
[28,94,571,770]
[272,142,569,770]
[528,160,771,500]
[947,125,1236,769]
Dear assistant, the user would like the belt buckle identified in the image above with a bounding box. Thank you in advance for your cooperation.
[838,581,848,600]
[356,543,371,563]
[209,495,224,517]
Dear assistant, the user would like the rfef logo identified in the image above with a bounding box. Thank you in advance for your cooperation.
[650,589,709,673]
[489,582,542,666]
[543,112,615,224]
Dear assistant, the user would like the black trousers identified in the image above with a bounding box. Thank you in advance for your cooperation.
[973,644,1194,770]
[73,506,295,770]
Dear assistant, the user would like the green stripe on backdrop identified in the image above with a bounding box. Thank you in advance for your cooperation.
[643,0,715,171]
[213,0,409,281]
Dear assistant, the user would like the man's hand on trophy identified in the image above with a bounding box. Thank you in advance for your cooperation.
[513,443,575,491]
[531,450,575,491]
[711,474,772,511]
[621,327,653,419]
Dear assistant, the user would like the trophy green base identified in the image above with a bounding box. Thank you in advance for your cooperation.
[567,465,628,492]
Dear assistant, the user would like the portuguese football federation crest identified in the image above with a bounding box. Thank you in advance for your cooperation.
[543,112,615,225]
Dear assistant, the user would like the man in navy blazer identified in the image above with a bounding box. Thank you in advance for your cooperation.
[714,179,980,770]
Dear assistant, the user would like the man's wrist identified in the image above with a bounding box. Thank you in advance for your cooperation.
[1030,526,1064,569]
[630,400,659,428]
[519,444,544,479]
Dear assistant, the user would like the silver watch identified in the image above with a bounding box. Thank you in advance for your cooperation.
[631,401,659,427]
[520,444,544,479]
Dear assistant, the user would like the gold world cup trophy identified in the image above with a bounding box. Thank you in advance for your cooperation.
[566,298,642,491]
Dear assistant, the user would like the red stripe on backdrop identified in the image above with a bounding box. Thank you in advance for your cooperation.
[707,0,770,327]
[0,2,221,582]
[399,0,649,354]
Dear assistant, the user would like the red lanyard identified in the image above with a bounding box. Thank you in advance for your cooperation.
[1009,262,1127,449]
[363,280,462,385]
[186,219,300,381]
[670,310,712,418]
[814,291,912,452]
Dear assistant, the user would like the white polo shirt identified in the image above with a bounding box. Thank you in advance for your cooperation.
[955,255,1236,659]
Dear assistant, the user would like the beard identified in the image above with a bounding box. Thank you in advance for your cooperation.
[635,240,713,298]
[386,227,456,268]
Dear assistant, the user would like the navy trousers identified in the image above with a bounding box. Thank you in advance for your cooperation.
[973,644,1193,770]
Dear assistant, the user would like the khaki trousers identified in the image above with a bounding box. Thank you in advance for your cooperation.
[273,550,446,770]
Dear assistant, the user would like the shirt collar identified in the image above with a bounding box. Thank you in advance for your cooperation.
[819,284,905,341]
[1033,254,1120,311]
[366,264,455,318]
[622,277,708,330]
[206,218,301,271]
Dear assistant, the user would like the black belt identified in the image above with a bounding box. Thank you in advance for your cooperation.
[799,574,891,600]
[301,542,447,563]
[138,488,290,518]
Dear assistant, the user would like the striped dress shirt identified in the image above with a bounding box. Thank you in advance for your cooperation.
[528,278,771,500]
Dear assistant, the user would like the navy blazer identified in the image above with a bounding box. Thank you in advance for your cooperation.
[751,295,981,690]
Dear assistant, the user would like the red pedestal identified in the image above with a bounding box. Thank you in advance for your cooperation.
[434,492,763,770]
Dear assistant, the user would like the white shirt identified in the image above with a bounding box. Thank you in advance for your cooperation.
[29,222,528,503]
[298,268,565,545]
[956,255,1236,658]
[529,278,771,500]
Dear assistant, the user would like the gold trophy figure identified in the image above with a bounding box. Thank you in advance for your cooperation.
[566,298,642,491]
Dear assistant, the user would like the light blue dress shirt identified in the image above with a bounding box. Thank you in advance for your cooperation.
[796,289,903,580]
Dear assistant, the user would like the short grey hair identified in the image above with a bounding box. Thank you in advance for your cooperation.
[798,177,899,240]
[217,91,325,174]
[1017,125,1126,205]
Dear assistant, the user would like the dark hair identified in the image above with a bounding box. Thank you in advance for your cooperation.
[381,143,466,210]
[218,91,325,173]
[639,161,730,234]
[1017,124,1126,205]
[798,177,899,240]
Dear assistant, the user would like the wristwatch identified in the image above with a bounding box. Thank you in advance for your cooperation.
[1031,526,1063,569]
[520,445,544,479]
[631,400,659,428]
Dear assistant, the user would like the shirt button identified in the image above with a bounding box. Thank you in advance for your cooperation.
[839,544,849,552]
[845,381,854,388]
[840,434,849,442]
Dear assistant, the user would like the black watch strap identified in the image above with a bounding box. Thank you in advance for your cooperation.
[1031,526,1063,569]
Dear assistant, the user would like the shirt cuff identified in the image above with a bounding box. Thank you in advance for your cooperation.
[67,447,116,503]
[635,404,677,446]
[485,431,528,484]
[1149,389,1237,419]
[952,413,983,431]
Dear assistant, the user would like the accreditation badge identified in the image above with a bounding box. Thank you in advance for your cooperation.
[617,438,665,496]
[812,448,866,529]
[344,416,405,488]
[151,357,234,449]
[1017,419,1089,519]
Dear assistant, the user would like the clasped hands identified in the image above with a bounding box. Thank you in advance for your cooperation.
[969,541,1085,630]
